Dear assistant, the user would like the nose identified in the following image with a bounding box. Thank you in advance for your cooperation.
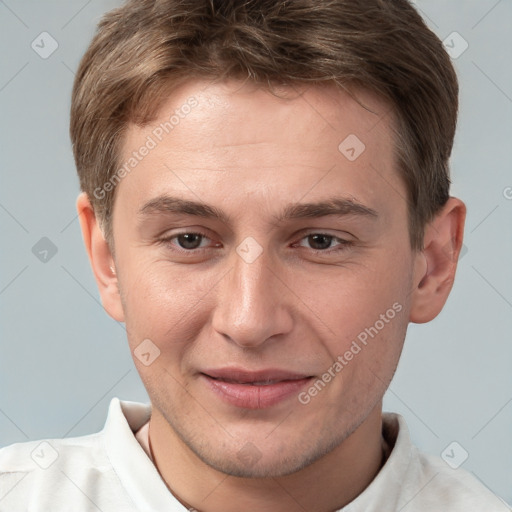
[211,242,293,348]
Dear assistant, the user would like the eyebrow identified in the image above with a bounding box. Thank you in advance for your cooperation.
[138,195,379,224]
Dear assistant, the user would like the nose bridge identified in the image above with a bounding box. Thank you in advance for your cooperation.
[212,240,292,347]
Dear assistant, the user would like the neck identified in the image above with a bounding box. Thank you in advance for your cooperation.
[148,403,385,512]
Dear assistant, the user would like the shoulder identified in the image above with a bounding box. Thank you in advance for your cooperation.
[410,449,510,511]
[0,432,123,511]
[0,398,147,511]
[0,430,105,473]
[384,413,510,512]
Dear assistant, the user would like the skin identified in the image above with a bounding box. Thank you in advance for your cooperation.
[77,79,466,512]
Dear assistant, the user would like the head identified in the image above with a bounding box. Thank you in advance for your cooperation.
[72,0,466,478]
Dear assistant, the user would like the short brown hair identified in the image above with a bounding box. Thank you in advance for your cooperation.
[70,0,458,251]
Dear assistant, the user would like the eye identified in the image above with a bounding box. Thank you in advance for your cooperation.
[295,233,353,253]
[158,231,353,255]
[160,231,217,251]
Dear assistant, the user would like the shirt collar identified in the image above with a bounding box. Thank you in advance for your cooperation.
[339,412,414,511]
[103,397,187,511]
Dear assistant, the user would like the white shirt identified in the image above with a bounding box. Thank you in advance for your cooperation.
[0,398,509,511]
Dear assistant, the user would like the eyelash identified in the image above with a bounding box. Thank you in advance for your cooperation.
[158,230,354,255]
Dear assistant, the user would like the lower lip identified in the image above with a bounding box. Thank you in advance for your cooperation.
[201,374,313,409]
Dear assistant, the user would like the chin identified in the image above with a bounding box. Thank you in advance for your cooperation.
[193,448,316,479]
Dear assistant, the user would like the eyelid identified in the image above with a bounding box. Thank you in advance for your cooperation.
[295,227,354,240]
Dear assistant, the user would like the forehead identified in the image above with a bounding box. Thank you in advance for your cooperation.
[128,79,395,153]
[117,79,403,223]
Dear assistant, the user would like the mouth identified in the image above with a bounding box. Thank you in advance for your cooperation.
[200,368,314,409]
[207,377,296,385]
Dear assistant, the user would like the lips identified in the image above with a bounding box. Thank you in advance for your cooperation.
[212,378,284,386]
[200,367,314,409]
[201,368,311,384]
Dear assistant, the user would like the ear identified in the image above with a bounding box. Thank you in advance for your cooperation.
[76,192,125,322]
[409,197,466,324]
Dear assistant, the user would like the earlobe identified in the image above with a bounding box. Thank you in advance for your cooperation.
[409,197,466,324]
[76,192,125,322]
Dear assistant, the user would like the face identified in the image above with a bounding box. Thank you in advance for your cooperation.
[108,79,420,478]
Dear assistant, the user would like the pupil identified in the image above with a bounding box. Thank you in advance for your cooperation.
[309,234,331,250]
[178,233,202,249]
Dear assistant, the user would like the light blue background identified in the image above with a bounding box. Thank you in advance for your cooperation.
[1,0,511,505]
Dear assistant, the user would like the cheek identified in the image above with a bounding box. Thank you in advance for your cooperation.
[323,303,408,420]
[297,254,406,329]
[324,299,407,377]
[119,259,213,349]
[308,255,410,371]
